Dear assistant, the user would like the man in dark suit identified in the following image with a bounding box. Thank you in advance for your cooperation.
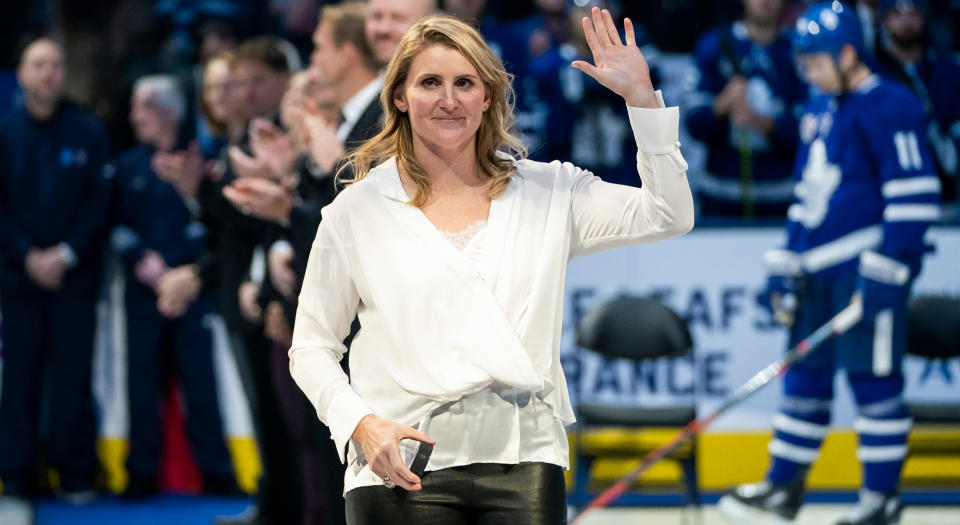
[290,0,385,274]
[225,0,385,288]
[156,36,301,525]
[198,36,292,341]
[216,4,384,524]
[0,37,110,506]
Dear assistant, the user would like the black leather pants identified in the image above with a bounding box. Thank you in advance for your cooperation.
[345,462,567,525]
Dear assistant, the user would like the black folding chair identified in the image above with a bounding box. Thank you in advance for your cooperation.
[904,296,960,487]
[571,295,700,521]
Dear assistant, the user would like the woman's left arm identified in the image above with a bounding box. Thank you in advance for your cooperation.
[568,8,694,258]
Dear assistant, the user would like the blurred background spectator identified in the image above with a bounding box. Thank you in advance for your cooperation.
[873,0,959,203]
[0,36,110,506]
[109,74,238,500]
[684,0,806,219]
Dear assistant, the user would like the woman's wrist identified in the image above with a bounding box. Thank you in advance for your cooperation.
[351,413,375,442]
[625,85,659,109]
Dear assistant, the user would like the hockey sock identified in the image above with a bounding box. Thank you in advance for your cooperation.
[849,373,910,493]
[768,367,833,485]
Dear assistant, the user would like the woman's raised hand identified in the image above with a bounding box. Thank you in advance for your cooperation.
[571,7,658,109]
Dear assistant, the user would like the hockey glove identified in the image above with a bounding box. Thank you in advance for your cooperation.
[857,251,912,321]
[760,249,803,326]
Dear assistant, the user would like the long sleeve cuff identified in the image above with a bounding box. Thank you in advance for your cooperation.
[57,243,78,268]
[859,251,911,285]
[325,389,375,463]
[270,239,294,258]
[626,101,681,155]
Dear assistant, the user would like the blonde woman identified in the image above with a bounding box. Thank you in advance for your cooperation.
[290,8,694,524]
[199,53,248,151]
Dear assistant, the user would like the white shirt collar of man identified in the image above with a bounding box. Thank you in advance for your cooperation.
[337,74,385,142]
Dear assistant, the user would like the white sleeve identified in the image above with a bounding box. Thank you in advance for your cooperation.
[288,218,373,462]
[269,239,295,259]
[568,93,694,259]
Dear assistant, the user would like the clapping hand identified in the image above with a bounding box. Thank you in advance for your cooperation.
[222,177,295,225]
[715,77,774,135]
[228,145,275,180]
[303,110,345,174]
[249,119,297,181]
[571,7,658,109]
[713,76,747,117]
[152,142,206,199]
[731,102,775,136]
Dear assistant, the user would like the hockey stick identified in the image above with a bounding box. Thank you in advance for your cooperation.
[570,296,863,524]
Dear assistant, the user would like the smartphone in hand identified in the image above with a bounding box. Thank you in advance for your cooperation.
[400,439,433,478]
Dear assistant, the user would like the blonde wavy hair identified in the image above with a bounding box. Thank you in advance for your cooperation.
[340,15,526,207]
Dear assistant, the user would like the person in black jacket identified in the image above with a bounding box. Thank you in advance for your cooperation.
[225,1,386,290]
[217,6,385,524]
[874,0,959,203]
[148,39,304,525]
[111,74,237,499]
[0,37,110,504]
[193,37,302,525]
[198,37,292,339]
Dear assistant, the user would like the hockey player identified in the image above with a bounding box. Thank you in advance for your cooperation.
[719,2,941,525]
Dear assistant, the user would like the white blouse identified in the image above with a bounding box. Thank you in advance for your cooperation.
[355,223,570,489]
[289,99,694,493]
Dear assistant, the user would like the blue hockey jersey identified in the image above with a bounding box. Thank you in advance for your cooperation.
[786,75,941,276]
[685,21,807,216]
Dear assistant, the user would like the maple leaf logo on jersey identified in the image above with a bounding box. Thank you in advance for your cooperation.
[793,138,841,229]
